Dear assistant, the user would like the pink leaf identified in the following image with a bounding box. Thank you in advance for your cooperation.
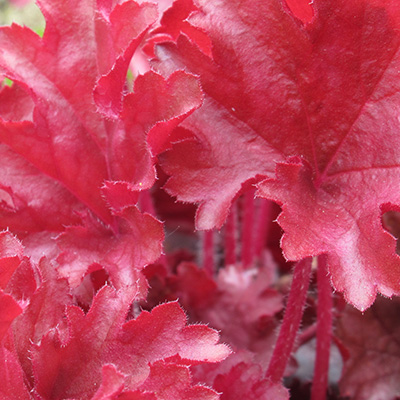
[5,257,37,302]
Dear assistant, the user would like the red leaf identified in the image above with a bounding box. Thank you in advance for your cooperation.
[12,258,71,383]
[139,361,219,400]
[152,0,212,58]
[0,144,87,233]
[0,20,112,224]
[118,392,157,400]
[172,262,218,310]
[5,257,37,302]
[159,98,278,230]
[118,393,157,400]
[101,181,140,213]
[144,261,281,367]
[99,362,219,400]
[0,0,161,225]
[121,300,230,366]
[105,71,202,192]
[91,364,126,400]
[0,291,22,341]
[93,2,158,118]
[172,263,283,355]
[0,231,37,303]
[284,0,314,24]
[56,205,164,300]
[336,297,400,400]
[0,83,34,121]
[0,345,31,399]
[213,362,289,400]
[155,0,400,309]
[259,157,400,310]
[32,287,230,399]
[0,231,23,289]
[202,265,283,350]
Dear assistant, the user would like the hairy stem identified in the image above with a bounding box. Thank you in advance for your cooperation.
[254,198,272,260]
[266,257,312,382]
[311,255,333,400]
[224,203,237,266]
[242,189,255,268]
[202,230,214,276]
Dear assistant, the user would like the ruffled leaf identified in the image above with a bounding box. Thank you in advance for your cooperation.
[32,287,230,399]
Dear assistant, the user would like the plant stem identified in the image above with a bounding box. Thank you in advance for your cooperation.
[295,322,317,351]
[242,188,255,268]
[202,230,214,276]
[265,257,312,382]
[224,203,237,266]
[311,255,332,400]
[254,198,272,260]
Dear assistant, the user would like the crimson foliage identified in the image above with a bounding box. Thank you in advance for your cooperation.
[0,0,399,398]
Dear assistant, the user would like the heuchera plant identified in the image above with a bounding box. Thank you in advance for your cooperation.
[0,0,400,398]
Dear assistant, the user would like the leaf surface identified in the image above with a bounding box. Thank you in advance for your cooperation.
[105,70,202,191]
[0,0,159,225]
[336,297,400,400]
[0,291,22,341]
[214,362,289,400]
[139,362,220,400]
[56,205,164,300]
[12,257,71,382]
[0,346,31,400]
[32,287,230,399]
[93,1,158,118]
[155,0,400,309]
[0,231,24,289]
